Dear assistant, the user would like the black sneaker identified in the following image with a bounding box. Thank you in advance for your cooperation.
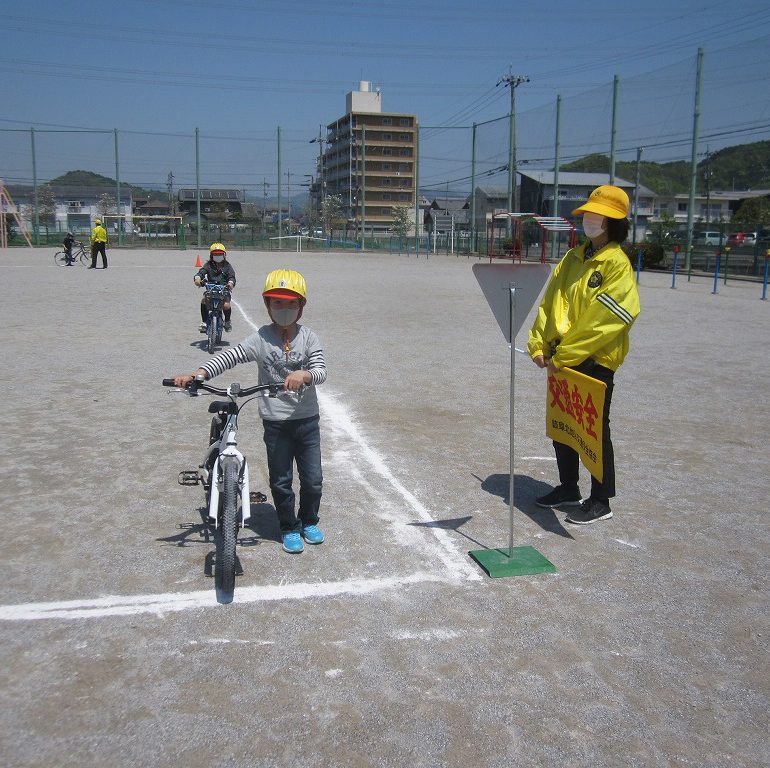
[535,485,582,508]
[566,498,613,524]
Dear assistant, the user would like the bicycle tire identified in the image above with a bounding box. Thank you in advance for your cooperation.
[54,251,69,266]
[217,456,239,593]
[207,314,219,354]
[78,249,91,265]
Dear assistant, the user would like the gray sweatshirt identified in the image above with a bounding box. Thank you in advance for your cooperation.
[200,324,326,421]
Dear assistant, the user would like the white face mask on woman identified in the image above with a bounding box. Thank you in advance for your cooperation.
[212,253,225,263]
[582,213,606,240]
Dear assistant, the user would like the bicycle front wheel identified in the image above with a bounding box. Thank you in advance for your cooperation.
[217,456,240,593]
[207,315,220,354]
[54,251,69,266]
[78,249,91,265]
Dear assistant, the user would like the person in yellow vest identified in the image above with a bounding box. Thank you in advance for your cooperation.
[89,218,108,269]
[528,185,640,524]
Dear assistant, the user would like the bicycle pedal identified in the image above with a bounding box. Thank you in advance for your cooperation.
[178,470,201,486]
[249,491,267,503]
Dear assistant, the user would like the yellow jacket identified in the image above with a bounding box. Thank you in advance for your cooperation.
[91,224,108,244]
[528,240,640,371]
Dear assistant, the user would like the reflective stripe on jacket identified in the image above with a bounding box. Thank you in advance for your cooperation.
[527,240,640,371]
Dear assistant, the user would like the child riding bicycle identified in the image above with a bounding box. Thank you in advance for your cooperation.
[174,268,327,555]
[195,242,236,333]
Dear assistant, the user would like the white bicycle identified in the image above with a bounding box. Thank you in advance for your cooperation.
[162,375,286,593]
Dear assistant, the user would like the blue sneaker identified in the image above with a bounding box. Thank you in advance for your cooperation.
[282,531,304,553]
[301,524,325,545]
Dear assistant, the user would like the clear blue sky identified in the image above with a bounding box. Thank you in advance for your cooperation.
[2,0,769,197]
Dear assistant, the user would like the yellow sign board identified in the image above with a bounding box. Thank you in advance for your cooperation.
[546,367,606,482]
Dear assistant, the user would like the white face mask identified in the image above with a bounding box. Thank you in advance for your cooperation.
[582,213,606,239]
[212,253,225,263]
[272,307,299,327]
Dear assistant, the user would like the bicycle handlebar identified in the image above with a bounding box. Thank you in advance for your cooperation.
[162,378,284,398]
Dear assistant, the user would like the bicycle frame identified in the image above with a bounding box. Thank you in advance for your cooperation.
[204,403,251,528]
[204,284,229,322]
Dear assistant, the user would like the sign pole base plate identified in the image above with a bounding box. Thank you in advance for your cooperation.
[469,545,556,578]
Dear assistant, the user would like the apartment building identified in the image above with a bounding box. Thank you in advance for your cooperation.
[319,82,417,235]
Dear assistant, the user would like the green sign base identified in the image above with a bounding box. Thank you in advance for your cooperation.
[469,545,556,578]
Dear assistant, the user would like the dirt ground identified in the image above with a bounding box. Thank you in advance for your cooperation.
[0,246,768,767]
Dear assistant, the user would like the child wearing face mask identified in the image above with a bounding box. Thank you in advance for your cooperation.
[194,242,236,332]
[527,185,640,525]
[174,269,327,554]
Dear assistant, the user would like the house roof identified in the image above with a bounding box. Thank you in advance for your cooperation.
[474,186,509,198]
[178,189,242,202]
[5,184,134,200]
[430,198,468,211]
[519,170,656,198]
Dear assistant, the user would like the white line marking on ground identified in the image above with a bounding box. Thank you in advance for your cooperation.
[521,456,557,461]
[232,299,481,582]
[0,572,455,622]
[614,539,640,548]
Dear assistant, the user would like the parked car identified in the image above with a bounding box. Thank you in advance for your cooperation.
[694,231,722,246]
[727,231,757,247]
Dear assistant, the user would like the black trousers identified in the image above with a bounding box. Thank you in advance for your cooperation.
[554,358,616,499]
[91,242,107,267]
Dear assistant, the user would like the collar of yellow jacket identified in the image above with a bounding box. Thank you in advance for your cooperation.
[576,240,621,263]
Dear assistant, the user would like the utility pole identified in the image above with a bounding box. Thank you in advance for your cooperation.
[633,147,643,244]
[309,124,327,215]
[262,178,268,234]
[498,71,529,236]
[285,171,292,228]
[167,171,174,215]
[704,147,712,226]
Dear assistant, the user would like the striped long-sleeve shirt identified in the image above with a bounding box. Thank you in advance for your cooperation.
[201,323,326,421]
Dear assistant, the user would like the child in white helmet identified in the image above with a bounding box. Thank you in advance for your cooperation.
[174,269,327,554]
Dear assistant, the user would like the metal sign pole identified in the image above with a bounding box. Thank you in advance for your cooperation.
[508,285,516,556]
[469,263,556,578]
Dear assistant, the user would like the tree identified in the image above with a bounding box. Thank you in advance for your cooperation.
[390,205,412,240]
[320,194,343,236]
[97,192,116,219]
[732,196,770,227]
[38,185,57,225]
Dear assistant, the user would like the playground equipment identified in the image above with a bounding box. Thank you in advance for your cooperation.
[0,183,33,247]
[488,213,575,263]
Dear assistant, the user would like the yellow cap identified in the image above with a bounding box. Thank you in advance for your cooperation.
[572,185,629,219]
[209,242,226,255]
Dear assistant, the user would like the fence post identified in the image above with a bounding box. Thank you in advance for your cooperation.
[723,246,730,285]
[671,245,679,289]
[636,248,642,283]
[712,251,721,295]
[762,251,769,300]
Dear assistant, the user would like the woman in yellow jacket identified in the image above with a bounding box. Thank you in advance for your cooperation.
[528,185,640,524]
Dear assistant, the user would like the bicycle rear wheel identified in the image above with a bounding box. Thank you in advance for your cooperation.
[54,251,69,266]
[216,456,239,593]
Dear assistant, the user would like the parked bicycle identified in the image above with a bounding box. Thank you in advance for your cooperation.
[162,375,286,594]
[202,283,230,353]
[54,241,89,267]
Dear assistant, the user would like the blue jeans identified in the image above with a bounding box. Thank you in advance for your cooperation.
[262,416,323,533]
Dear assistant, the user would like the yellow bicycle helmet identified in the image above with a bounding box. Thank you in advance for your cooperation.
[209,242,227,257]
[262,269,307,302]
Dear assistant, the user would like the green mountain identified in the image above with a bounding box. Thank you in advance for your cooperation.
[49,170,158,199]
[562,140,770,195]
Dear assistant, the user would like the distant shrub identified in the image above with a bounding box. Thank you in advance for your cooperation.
[623,242,666,270]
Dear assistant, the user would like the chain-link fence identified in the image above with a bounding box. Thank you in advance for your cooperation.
[2,40,769,265]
